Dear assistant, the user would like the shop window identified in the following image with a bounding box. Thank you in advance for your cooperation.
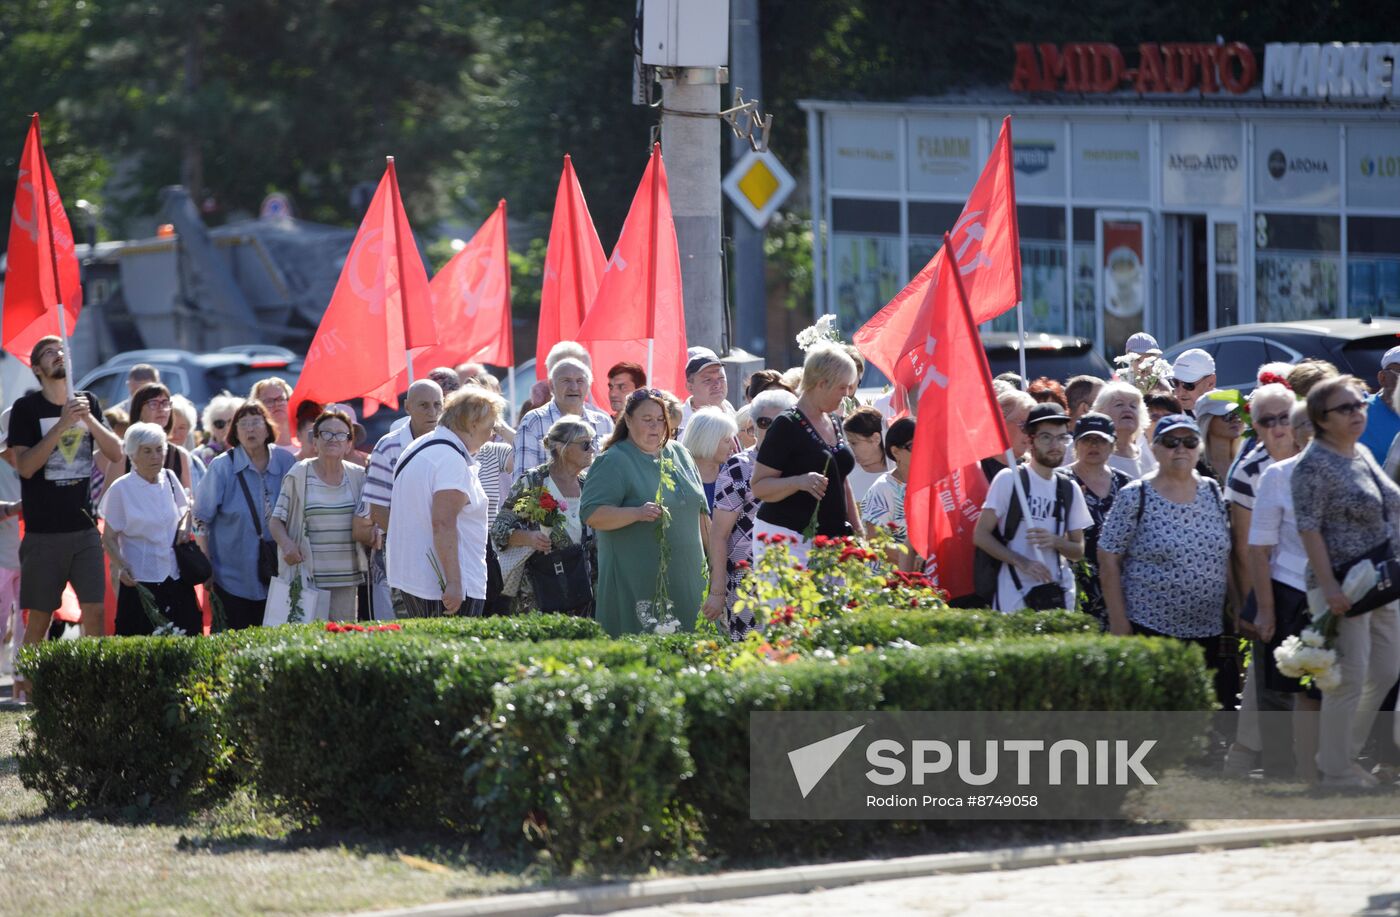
[1254,213,1340,323]
[1347,217,1400,318]
[830,198,901,335]
[987,206,1068,338]
[906,201,962,276]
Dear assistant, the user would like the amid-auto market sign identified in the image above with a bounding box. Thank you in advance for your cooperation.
[1011,42,1258,95]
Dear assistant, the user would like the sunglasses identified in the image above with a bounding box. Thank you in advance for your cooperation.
[1171,378,1202,392]
[1254,412,1291,430]
[211,418,229,429]
[627,387,665,404]
[570,438,595,452]
[1324,400,1367,417]
[754,416,775,430]
[1157,435,1200,449]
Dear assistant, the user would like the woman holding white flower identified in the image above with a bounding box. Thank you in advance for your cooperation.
[99,422,204,636]
[1292,375,1400,788]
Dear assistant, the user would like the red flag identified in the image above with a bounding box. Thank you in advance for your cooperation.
[3,114,82,364]
[536,156,605,370]
[854,116,1020,391]
[409,199,512,374]
[905,233,1010,599]
[575,143,687,406]
[292,158,433,416]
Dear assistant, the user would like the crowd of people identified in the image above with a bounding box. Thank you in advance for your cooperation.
[5,327,1400,788]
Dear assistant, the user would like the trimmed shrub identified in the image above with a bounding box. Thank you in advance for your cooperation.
[473,671,693,872]
[224,637,658,829]
[808,608,1095,650]
[18,637,224,809]
[394,614,604,642]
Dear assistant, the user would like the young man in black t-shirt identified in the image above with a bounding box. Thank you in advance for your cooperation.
[6,336,123,695]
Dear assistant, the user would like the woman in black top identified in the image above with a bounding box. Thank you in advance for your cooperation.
[752,343,860,565]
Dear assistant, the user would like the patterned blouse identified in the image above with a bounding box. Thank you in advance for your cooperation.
[713,447,759,639]
[1096,477,1231,638]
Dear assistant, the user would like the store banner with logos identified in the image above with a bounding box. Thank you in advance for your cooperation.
[828,114,900,192]
[1007,120,1065,199]
[1161,122,1243,208]
[1070,122,1150,202]
[906,117,979,196]
[1348,125,1400,210]
[1254,124,1340,207]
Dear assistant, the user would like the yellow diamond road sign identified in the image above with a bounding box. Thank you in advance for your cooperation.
[724,149,795,229]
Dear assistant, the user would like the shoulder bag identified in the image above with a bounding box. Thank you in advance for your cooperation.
[167,472,212,585]
[236,469,280,585]
[525,528,593,613]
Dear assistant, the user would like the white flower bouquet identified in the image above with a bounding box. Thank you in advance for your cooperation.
[796,314,842,352]
[1274,613,1340,692]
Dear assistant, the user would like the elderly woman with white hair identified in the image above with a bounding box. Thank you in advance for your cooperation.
[751,343,861,566]
[387,387,506,617]
[194,392,242,468]
[492,417,598,616]
[701,387,797,638]
[980,383,1034,484]
[681,406,739,514]
[99,422,205,636]
[1094,381,1157,479]
[513,356,614,483]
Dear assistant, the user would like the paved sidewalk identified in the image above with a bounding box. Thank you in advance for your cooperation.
[606,834,1400,917]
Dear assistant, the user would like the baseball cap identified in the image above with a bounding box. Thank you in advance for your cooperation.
[1024,402,1072,429]
[685,352,723,378]
[1383,345,1400,370]
[1171,348,1216,384]
[1073,412,1116,441]
[1125,332,1161,355]
[1193,392,1241,420]
[1153,413,1200,440]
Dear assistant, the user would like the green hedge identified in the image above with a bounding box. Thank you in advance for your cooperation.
[472,672,693,872]
[225,637,670,829]
[807,607,1095,650]
[16,613,611,811]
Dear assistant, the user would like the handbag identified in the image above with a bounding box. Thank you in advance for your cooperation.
[263,569,331,625]
[525,540,593,613]
[167,473,212,585]
[1329,540,1400,617]
[236,470,279,585]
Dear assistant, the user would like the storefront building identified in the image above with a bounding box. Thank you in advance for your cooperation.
[799,41,1400,356]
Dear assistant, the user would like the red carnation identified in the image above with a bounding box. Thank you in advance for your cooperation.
[539,492,559,512]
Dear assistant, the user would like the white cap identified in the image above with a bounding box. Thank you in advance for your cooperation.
[1171,348,1216,384]
[1125,332,1161,355]
[1193,392,1240,419]
[1383,345,1400,370]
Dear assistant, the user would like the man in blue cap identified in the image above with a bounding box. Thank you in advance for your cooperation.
[1358,345,1400,461]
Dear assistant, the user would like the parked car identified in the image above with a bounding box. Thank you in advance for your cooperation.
[980,332,1115,384]
[76,346,402,443]
[1160,318,1400,393]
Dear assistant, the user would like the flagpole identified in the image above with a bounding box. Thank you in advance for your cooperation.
[646,338,655,384]
[32,115,75,402]
[508,365,518,426]
[386,156,416,388]
[1014,300,1028,391]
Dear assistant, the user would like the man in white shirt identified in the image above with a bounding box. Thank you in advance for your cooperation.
[974,403,1091,613]
[677,349,735,435]
[513,358,613,481]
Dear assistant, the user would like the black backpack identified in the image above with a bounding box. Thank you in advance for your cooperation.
[973,467,1072,604]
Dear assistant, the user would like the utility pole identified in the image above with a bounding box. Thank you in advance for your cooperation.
[728,0,766,355]
[659,68,726,355]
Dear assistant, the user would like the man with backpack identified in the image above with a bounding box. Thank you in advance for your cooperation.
[973,403,1091,613]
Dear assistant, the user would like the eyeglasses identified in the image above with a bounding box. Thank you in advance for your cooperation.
[570,438,595,452]
[1033,433,1074,446]
[1324,400,1367,417]
[146,399,172,410]
[1171,378,1202,392]
[317,430,351,442]
[259,395,289,407]
[236,416,267,429]
[37,347,64,361]
[1157,435,1201,449]
[1254,412,1292,430]
[754,416,775,430]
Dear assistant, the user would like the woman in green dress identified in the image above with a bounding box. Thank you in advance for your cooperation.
[580,388,708,635]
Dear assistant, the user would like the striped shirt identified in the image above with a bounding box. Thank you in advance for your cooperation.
[363,424,416,509]
[512,400,613,483]
[475,441,513,526]
[275,472,361,589]
[1224,441,1273,512]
